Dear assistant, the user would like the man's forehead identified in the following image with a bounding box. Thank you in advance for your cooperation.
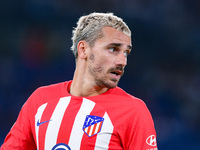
[101,27,131,47]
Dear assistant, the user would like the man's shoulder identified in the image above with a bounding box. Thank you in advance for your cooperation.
[113,86,139,100]
[36,81,69,92]
[113,86,147,107]
[30,81,70,101]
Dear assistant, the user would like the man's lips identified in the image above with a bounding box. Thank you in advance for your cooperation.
[109,69,124,81]
[110,70,123,76]
[108,66,124,80]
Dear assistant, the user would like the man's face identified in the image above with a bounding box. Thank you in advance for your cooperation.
[87,26,132,89]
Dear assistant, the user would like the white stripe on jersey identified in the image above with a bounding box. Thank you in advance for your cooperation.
[35,103,47,149]
[45,96,71,150]
[95,112,114,150]
[68,98,95,149]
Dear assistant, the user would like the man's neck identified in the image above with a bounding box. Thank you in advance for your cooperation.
[70,66,108,97]
[70,79,108,97]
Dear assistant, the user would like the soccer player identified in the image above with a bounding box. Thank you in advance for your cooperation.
[1,12,157,150]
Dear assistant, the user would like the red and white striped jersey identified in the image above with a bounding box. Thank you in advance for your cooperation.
[1,81,157,150]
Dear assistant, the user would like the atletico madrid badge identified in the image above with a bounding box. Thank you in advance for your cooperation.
[83,115,104,137]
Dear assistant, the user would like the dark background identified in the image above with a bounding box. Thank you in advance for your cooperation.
[0,0,200,149]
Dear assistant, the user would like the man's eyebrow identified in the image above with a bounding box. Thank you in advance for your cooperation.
[107,43,132,50]
[107,43,122,47]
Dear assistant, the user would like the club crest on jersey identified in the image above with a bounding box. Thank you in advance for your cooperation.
[83,115,104,137]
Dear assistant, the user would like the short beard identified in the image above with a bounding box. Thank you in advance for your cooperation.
[88,53,122,89]
[89,65,120,89]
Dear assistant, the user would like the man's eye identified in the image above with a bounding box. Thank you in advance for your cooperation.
[124,51,130,57]
[109,47,115,53]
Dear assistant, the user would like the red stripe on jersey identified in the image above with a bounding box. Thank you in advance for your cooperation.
[38,100,58,150]
[56,98,83,144]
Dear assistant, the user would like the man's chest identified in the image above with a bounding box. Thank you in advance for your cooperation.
[33,96,122,150]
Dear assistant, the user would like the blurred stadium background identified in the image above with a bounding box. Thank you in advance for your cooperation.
[0,0,200,149]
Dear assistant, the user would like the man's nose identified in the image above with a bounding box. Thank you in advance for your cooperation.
[115,52,127,67]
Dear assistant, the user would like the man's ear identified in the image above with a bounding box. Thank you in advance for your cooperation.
[77,40,88,59]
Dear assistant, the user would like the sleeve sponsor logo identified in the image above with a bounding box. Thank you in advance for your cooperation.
[83,115,104,137]
[146,135,157,146]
